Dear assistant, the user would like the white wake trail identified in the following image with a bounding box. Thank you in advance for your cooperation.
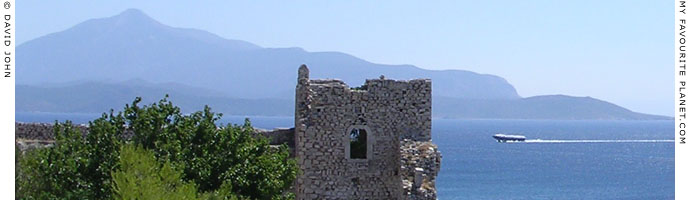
[523,139,674,143]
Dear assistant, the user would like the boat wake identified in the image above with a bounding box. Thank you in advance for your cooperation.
[523,139,674,143]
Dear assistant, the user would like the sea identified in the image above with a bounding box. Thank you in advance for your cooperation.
[16,112,675,200]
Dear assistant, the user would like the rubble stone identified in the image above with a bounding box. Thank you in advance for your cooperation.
[294,65,440,199]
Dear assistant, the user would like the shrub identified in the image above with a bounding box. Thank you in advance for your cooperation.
[17,96,297,199]
[17,116,124,199]
[124,96,297,199]
[112,144,211,200]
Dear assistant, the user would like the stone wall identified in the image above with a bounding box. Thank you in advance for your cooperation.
[15,122,89,141]
[294,65,437,199]
[253,127,296,148]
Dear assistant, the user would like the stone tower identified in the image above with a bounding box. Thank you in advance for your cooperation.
[294,65,437,199]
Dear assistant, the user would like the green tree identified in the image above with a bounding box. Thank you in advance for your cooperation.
[17,96,297,199]
[17,116,125,199]
[112,144,214,200]
[124,96,297,199]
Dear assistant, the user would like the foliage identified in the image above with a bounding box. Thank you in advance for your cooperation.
[112,144,234,200]
[17,96,298,199]
[16,114,125,199]
[124,96,297,199]
[15,145,26,197]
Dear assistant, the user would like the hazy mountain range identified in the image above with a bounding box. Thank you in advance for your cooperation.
[16,9,669,120]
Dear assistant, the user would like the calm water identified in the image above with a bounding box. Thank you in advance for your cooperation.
[434,119,674,200]
[17,112,675,199]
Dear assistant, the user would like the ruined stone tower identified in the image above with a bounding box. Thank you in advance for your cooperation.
[294,65,440,199]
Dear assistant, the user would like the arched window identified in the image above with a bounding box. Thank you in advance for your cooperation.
[349,128,367,159]
[346,125,372,160]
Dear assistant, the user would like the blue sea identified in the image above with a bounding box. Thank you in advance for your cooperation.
[16,112,675,199]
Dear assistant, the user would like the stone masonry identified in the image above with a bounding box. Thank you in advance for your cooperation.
[294,65,440,199]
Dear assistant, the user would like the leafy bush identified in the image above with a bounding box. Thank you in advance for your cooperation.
[17,113,125,199]
[16,96,298,199]
[124,96,297,199]
[112,144,225,200]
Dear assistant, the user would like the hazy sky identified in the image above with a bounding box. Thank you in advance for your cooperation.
[19,1,671,116]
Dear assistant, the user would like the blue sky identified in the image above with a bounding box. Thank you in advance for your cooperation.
[19,1,672,116]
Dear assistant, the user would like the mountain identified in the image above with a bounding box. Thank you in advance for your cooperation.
[16,9,669,120]
[434,95,670,120]
[17,9,519,100]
